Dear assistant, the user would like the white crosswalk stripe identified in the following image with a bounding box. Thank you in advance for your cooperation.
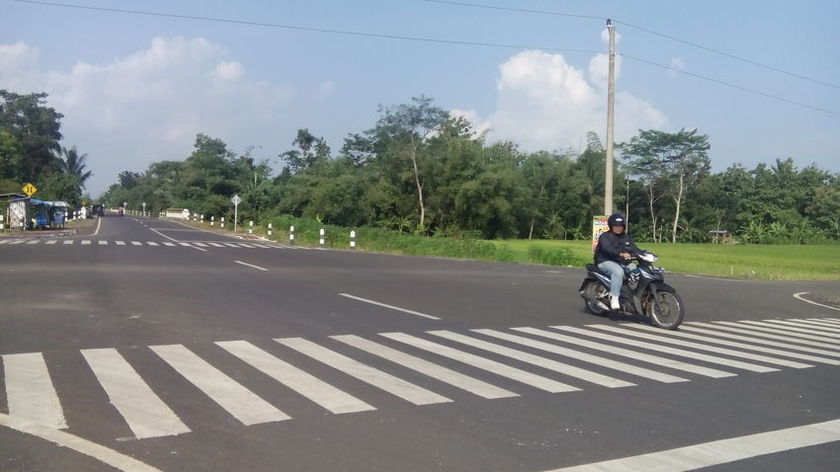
[9,239,25,244]
[624,323,840,366]
[332,334,518,399]
[380,332,580,393]
[3,317,838,443]
[98,240,108,245]
[717,321,840,345]
[686,322,840,353]
[276,337,452,406]
[472,329,689,383]
[26,239,39,244]
[81,348,189,439]
[63,239,73,245]
[428,330,636,388]
[81,240,91,245]
[762,319,840,337]
[513,327,735,378]
[150,344,290,425]
[554,326,778,373]
[116,240,125,245]
[146,241,159,246]
[0,238,307,250]
[217,340,376,414]
[2,352,67,429]
[588,324,812,369]
[45,239,57,245]
[795,319,840,331]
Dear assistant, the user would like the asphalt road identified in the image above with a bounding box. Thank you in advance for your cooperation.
[1,216,839,472]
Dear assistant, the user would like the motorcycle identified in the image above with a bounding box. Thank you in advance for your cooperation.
[579,252,685,330]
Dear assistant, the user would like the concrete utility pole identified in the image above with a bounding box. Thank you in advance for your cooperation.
[604,18,616,215]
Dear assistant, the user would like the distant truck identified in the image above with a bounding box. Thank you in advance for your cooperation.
[90,204,104,217]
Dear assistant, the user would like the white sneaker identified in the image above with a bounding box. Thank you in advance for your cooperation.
[610,296,620,310]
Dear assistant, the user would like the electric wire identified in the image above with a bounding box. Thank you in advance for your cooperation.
[9,0,599,55]
[422,0,840,90]
[11,0,839,116]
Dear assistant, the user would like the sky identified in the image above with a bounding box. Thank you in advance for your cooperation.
[2,0,839,196]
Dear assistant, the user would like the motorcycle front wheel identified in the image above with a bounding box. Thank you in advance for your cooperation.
[644,289,684,330]
[582,281,609,316]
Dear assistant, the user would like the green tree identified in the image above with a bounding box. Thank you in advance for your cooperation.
[621,128,711,242]
[0,90,63,184]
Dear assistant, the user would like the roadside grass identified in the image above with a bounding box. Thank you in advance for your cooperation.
[495,239,840,281]
[172,217,840,281]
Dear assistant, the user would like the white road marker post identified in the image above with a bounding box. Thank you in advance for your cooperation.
[289,225,295,245]
[249,221,253,235]
[211,216,215,227]
[319,228,325,248]
[221,217,225,229]
[267,223,272,237]
[200,214,204,223]
[350,230,356,249]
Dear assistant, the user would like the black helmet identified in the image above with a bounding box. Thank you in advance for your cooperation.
[607,213,626,229]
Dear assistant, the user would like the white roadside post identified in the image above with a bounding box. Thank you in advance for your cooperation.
[350,230,356,249]
[231,194,241,233]
[221,217,225,229]
[268,223,272,237]
[249,220,253,235]
[211,216,215,227]
[289,225,295,245]
[200,214,204,223]
[142,202,146,216]
[319,228,325,248]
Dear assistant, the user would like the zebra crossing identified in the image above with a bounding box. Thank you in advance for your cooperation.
[2,317,839,441]
[0,238,316,250]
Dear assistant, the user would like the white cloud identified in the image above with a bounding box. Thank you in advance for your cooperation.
[669,57,686,78]
[458,49,666,152]
[0,37,295,194]
[211,61,244,84]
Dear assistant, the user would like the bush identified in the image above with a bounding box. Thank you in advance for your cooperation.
[527,245,584,266]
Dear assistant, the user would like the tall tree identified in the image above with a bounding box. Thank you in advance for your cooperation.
[0,90,63,184]
[374,95,449,232]
[621,128,710,242]
[56,146,92,187]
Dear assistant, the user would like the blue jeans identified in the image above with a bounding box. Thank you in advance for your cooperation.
[597,260,625,298]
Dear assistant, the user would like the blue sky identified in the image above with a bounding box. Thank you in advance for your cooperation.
[3,0,838,196]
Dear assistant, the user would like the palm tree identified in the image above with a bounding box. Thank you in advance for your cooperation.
[55,146,92,188]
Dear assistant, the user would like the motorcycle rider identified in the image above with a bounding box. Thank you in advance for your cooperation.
[594,213,641,310]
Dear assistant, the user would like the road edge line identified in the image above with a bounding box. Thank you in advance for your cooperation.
[793,292,840,312]
[0,413,163,472]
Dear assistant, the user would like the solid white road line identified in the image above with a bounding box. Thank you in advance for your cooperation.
[2,353,67,429]
[380,332,579,393]
[235,260,268,271]
[276,337,451,406]
[0,412,164,472]
[339,293,442,320]
[216,340,376,414]
[554,326,777,373]
[590,325,812,369]
[549,418,840,472]
[513,327,735,379]
[93,216,101,236]
[793,292,840,312]
[718,321,840,345]
[81,348,189,439]
[332,334,518,399]
[686,322,840,354]
[147,226,178,242]
[473,329,689,383]
[763,319,840,335]
[429,330,635,388]
[150,344,290,425]
[625,323,840,366]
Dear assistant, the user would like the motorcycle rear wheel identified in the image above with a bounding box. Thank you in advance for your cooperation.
[645,290,684,330]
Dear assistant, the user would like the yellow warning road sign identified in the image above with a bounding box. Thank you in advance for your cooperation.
[22,183,38,196]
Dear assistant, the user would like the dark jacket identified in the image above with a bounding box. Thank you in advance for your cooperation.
[594,230,640,264]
